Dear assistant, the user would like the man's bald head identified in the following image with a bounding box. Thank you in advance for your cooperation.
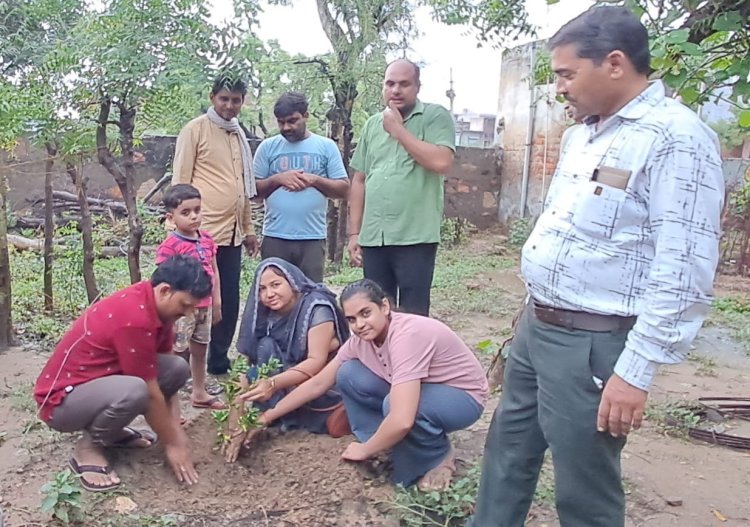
[385,59,421,86]
[383,59,421,116]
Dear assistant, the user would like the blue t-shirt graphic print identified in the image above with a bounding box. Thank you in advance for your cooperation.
[253,133,348,240]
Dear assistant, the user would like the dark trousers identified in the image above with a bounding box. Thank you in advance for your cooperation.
[208,244,242,374]
[469,304,628,527]
[260,236,326,283]
[361,243,438,316]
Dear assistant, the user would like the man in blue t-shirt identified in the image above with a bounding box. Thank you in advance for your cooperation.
[253,92,350,282]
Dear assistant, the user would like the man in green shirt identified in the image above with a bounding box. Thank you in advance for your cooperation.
[347,59,456,315]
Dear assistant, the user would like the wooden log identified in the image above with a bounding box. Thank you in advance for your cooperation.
[7,233,155,258]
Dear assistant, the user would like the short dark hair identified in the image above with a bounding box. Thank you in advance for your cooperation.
[163,184,201,212]
[386,58,421,86]
[340,279,389,307]
[273,92,308,118]
[151,255,213,299]
[549,6,650,75]
[211,74,248,96]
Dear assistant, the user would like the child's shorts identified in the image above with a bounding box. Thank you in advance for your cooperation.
[173,306,212,353]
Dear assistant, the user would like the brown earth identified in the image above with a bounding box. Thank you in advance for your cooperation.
[1,234,749,526]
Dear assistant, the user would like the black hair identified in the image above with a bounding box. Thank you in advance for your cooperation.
[386,58,421,86]
[273,92,309,118]
[211,74,248,96]
[151,255,212,299]
[163,184,201,212]
[549,6,650,75]
[340,279,389,307]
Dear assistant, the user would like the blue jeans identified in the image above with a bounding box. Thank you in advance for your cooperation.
[336,359,483,486]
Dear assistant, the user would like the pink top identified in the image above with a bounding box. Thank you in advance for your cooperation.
[337,312,489,406]
[156,230,216,308]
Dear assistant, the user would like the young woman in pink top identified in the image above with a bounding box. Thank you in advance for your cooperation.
[250,279,488,490]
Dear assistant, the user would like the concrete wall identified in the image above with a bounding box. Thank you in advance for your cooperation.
[497,40,568,224]
[5,138,500,229]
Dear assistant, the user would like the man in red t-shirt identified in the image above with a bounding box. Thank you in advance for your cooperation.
[34,255,212,492]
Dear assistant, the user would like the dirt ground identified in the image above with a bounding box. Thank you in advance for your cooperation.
[1,234,750,526]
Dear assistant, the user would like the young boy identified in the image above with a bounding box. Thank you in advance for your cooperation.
[157,184,226,410]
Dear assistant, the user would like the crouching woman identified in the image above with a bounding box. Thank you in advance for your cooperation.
[254,279,489,489]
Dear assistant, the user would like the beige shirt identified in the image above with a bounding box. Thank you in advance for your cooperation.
[172,114,254,246]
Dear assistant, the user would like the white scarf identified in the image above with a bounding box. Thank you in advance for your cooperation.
[206,107,257,199]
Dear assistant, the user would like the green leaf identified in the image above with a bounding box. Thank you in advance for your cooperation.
[40,494,58,512]
[739,110,750,129]
[665,29,689,44]
[679,87,700,104]
[712,11,743,31]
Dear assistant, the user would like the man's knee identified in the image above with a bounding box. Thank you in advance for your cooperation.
[117,378,149,416]
[158,355,190,397]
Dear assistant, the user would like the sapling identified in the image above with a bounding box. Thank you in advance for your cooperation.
[215,356,283,447]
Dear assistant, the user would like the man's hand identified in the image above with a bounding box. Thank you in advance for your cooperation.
[597,374,648,437]
[243,234,259,257]
[341,441,371,462]
[276,170,310,192]
[165,443,199,485]
[382,101,405,139]
[347,235,363,267]
[211,302,222,326]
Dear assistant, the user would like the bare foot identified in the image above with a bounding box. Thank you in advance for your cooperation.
[71,437,120,491]
[418,445,456,492]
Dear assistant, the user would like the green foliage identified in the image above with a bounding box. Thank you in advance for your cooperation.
[644,399,702,437]
[215,355,282,445]
[711,108,750,149]
[40,469,84,525]
[440,217,474,248]
[390,461,554,526]
[508,218,531,248]
[390,465,481,526]
[713,295,750,315]
[610,0,750,119]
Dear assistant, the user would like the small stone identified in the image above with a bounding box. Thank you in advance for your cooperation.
[666,498,683,507]
[113,496,138,514]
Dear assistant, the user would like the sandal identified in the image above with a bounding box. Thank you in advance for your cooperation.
[191,396,227,410]
[110,427,157,449]
[69,458,120,492]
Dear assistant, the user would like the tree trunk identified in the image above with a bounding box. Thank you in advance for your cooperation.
[327,79,357,264]
[43,142,56,311]
[96,98,142,283]
[0,167,13,349]
[66,160,100,303]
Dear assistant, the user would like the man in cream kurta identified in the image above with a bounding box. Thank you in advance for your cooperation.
[172,75,259,375]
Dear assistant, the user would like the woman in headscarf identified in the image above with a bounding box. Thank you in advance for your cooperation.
[224,258,349,462]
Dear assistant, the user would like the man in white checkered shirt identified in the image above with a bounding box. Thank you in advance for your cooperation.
[471,6,724,527]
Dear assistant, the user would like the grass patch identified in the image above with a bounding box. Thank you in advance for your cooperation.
[687,352,718,377]
[644,399,702,437]
[6,382,37,414]
[389,458,555,526]
[707,295,750,354]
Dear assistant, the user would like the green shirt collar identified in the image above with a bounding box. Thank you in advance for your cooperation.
[403,99,425,122]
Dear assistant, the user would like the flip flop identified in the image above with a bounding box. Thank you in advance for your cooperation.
[191,396,227,410]
[68,458,120,493]
[109,427,157,449]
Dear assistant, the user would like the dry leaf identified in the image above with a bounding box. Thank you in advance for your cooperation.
[712,509,727,522]
[113,496,138,514]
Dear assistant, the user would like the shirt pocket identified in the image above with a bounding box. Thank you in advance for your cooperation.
[571,180,628,239]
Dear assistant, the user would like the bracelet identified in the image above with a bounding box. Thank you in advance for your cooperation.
[269,377,277,392]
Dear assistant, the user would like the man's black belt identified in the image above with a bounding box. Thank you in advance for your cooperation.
[532,299,636,332]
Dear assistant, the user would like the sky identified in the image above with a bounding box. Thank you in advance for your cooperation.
[211,0,594,115]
